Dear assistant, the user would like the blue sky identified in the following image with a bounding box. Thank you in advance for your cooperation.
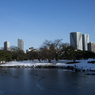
[0,0,95,51]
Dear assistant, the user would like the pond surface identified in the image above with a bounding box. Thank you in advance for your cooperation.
[0,68,95,95]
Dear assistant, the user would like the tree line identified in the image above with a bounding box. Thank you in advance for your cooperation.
[0,39,95,63]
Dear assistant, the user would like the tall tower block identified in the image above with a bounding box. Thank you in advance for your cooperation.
[18,39,24,50]
[82,34,89,51]
[70,32,83,50]
[4,41,10,51]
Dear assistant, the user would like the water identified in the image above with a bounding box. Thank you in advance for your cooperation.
[0,68,95,95]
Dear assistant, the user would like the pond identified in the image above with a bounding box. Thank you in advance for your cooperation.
[0,68,95,95]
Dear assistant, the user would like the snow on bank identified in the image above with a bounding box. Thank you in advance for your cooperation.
[0,60,54,67]
[56,59,95,70]
[0,59,95,71]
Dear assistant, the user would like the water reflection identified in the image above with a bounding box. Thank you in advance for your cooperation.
[0,68,95,95]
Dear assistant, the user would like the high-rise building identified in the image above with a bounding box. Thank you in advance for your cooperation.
[82,34,89,51]
[4,41,10,51]
[88,42,95,53]
[70,32,83,50]
[26,47,33,53]
[18,39,24,50]
[26,47,37,53]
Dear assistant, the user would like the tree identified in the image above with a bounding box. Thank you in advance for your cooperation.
[38,39,69,62]
[26,50,37,61]
[17,50,26,61]
[41,40,59,62]
[39,46,54,63]
[63,46,76,62]
[76,50,83,60]
[36,48,45,62]
[11,47,26,61]
[0,50,12,62]
[60,43,69,59]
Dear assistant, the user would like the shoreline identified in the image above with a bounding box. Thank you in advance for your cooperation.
[0,64,95,72]
[0,59,95,72]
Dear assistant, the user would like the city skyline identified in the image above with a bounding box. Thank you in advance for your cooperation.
[1,31,91,52]
[0,0,95,51]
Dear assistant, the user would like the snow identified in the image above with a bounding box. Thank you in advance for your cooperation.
[0,59,95,71]
[0,60,54,67]
[56,59,95,70]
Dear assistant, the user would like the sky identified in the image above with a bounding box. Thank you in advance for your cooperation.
[0,0,95,51]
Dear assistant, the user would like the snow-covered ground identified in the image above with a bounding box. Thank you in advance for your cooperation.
[0,59,95,71]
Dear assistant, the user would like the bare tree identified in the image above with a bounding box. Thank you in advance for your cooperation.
[40,39,67,62]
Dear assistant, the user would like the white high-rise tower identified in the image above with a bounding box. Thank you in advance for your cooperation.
[70,32,83,50]
[18,39,24,50]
